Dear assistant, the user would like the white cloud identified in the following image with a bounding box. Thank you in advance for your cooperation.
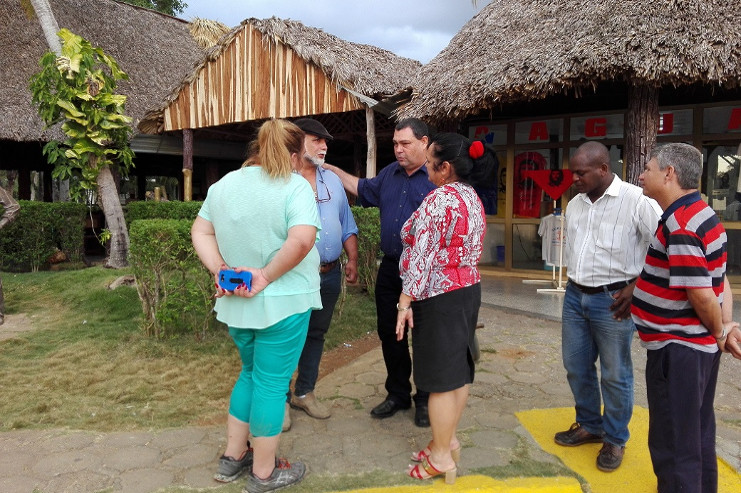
[181,0,492,63]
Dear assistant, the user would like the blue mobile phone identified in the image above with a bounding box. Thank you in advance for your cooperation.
[218,269,252,291]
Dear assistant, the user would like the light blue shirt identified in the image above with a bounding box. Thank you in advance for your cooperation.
[198,166,322,329]
[314,166,359,263]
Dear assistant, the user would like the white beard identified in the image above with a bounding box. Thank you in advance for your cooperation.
[305,152,325,167]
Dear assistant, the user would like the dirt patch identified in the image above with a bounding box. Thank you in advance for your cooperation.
[497,347,536,360]
[317,331,380,380]
[0,313,35,341]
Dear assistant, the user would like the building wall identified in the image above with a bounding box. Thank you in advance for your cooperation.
[469,100,741,286]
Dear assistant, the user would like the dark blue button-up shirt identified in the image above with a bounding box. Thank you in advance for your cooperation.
[357,161,435,258]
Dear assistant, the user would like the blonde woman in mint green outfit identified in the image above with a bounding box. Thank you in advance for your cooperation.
[192,119,321,492]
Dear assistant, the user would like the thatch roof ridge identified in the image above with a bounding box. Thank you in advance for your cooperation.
[139,16,421,132]
[401,0,741,123]
[1,0,205,142]
[249,16,421,97]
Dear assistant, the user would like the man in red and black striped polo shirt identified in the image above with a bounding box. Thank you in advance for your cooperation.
[632,142,738,493]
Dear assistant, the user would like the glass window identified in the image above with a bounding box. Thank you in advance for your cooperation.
[570,113,624,140]
[481,223,505,265]
[512,149,564,218]
[468,124,507,146]
[474,150,507,217]
[656,109,693,136]
[512,223,543,270]
[703,144,741,220]
[703,105,741,134]
[515,119,563,144]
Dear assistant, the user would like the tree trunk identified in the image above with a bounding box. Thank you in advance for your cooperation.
[29,0,62,54]
[30,0,70,201]
[97,165,129,268]
[624,84,659,186]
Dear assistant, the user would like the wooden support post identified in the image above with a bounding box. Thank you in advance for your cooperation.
[625,84,658,186]
[182,128,194,202]
[365,107,377,178]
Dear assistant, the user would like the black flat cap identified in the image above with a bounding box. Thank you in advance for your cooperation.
[294,118,333,140]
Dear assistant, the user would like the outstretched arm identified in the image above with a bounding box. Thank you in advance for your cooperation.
[323,163,359,196]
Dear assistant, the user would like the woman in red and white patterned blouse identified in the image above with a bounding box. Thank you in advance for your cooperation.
[395,132,498,484]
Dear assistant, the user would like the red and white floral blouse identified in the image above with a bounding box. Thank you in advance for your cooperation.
[399,181,486,301]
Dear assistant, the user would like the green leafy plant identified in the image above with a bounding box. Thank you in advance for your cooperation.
[29,28,134,268]
[351,206,381,296]
[0,201,86,272]
[129,219,214,338]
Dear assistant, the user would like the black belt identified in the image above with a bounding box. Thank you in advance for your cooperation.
[569,279,635,294]
[319,259,339,274]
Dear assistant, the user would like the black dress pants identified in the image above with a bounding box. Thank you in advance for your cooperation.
[646,343,721,493]
[375,255,429,408]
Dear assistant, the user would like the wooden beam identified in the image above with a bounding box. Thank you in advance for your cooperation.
[365,107,377,178]
[182,128,194,201]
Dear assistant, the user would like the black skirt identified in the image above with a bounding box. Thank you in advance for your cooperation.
[411,283,481,393]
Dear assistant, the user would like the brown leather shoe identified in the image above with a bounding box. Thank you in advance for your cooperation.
[290,392,331,419]
[554,423,603,446]
[596,442,625,471]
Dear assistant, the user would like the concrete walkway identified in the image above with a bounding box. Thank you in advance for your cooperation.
[0,276,739,492]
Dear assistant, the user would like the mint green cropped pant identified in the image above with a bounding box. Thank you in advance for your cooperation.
[228,310,310,437]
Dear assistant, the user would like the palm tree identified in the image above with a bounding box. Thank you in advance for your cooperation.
[29,0,69,201]
[29,3,132,268]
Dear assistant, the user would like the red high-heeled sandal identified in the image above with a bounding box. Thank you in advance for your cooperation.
[411,443,461,463]
[407,456,457,484]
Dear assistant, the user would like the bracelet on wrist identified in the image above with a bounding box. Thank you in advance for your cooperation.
[714,326,727,342]
[396,303,410,312]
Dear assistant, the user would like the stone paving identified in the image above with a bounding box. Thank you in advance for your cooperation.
[0,277,739,492]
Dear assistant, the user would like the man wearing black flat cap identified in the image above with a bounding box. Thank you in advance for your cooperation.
[283,118,359,431]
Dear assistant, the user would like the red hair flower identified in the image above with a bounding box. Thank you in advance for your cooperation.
[469,140,484,159]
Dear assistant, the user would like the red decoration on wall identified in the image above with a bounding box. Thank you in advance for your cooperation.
[513,152,547,217]
[522,169,574,200]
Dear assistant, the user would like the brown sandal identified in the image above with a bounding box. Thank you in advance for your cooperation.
[410,443,461,464]
[407,456,456,484]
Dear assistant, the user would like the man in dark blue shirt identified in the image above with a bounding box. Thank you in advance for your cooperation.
[324,118,435,427]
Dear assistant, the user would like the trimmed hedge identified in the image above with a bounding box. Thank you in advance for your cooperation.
[350,206,380,297]
[125,201,203,225]
[0,201,86,272]
[129,219,214,338]
[129,205,380,338]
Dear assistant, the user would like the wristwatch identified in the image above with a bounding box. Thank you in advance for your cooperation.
[396,303,410,312]
[714,326,727,342]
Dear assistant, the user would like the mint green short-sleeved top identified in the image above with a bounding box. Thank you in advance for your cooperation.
[198,166,322,329]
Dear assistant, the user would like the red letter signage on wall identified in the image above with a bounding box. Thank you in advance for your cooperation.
[657,113,674,134]
[729,108,741,130]
[529,122,549,141]
[585,118,607,137]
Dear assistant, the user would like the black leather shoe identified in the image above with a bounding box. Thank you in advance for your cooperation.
[370,399,409,419]
[414,405,430,427]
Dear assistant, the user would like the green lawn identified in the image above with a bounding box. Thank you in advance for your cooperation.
[0,267,375,432]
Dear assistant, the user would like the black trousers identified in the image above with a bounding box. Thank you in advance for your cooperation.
[646,343,721,493]
[375,256,428,408]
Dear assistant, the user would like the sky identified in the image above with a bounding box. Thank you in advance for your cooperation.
[180,0,493,64]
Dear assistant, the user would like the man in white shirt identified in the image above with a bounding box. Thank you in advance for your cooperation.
[554,141,661,472]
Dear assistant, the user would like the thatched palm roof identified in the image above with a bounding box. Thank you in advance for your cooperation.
[401,0,741,124]
[139,16,422,132]
[1,0,205,142]
[188,17,230,49]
